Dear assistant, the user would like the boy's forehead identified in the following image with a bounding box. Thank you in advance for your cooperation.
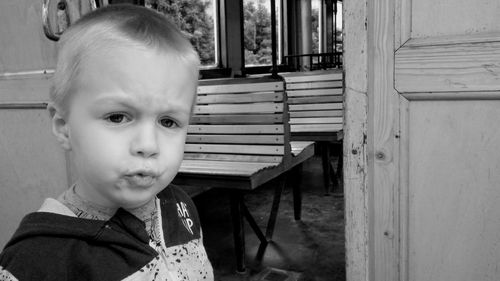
[78,46,197,83]
[71,47,197,110]
[92,92,194,113]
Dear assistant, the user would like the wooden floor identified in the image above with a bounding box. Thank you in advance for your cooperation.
[192,152,345,281]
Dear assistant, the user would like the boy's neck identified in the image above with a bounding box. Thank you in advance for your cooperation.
[57,184,156,223]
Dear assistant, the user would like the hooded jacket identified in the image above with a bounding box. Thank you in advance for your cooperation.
[0,185,213,281]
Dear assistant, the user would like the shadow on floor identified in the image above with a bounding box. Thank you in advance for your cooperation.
[193,154,345,281]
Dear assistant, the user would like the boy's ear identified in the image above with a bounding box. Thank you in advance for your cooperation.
[47,103,71,150]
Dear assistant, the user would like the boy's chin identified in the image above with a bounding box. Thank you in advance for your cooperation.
[117,195,156,210]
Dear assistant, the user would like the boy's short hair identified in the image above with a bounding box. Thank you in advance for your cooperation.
[50,4,200,116]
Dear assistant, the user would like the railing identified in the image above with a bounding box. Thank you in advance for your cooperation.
[284,52,342,71]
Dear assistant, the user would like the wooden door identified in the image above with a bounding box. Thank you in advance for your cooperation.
[344,0,500,280]
[0,1,66,248]
[0,0,94,248]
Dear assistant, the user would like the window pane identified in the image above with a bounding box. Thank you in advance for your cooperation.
[243,0,280,67]
[145,0,217,67]
[312,0,320,54]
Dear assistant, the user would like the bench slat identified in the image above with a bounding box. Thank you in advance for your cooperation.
[288,95,343,104]
[188,124,283,134]
[185,144,285,155]
[179,160,280,177]
[286,80,342,90]
[197,92,283,104]
[286,88,343,97]
[289,110,343,118]
[187,134,284,144]
[198,81,284,94]
[195,103,283,114]
[191,114,283,124]
[291,124,343,132]
[281,71,342,83]
[290,117,343,124]
[289,103,343,111]
[184,153,282,163]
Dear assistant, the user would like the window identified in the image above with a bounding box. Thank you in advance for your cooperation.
[312,0,320,53]
[243,0,281,67]
[145,0,218,67]
[315,0,342,54]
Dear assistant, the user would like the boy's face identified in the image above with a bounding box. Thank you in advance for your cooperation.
[54,46,197,209]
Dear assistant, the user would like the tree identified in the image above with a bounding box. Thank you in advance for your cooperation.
[312,6,319,53]
[243,0,272,66]
[146,0,216,65]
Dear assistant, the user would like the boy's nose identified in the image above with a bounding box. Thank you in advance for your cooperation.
[131,123,159,158]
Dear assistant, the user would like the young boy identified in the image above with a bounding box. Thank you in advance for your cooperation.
[0,4,213,280]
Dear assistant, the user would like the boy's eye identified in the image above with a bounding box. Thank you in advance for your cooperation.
[160,118,177,128]
[105,113,130,124]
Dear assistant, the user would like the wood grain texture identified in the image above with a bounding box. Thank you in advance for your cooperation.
[289,117,343,124]
[291,124,343,132]
[411,0,500,38]
[395,2,500,281]
[188,124,283,134]
[177,77,296,191]
[197,80,283,94]
[288,95,343,104]
[191,114,283,124]
[184,143,284,155]
[281,70,344,142]
[369,0,400,280]
[343,0,370,279]
[281,69,342,82]
[186,134,284,144]
[395,34,500,93]
[197,92,283,104]
[0,72,52,103]
[289,110,342,118]
[408,101,500,281]
[183,153,282,163]
[194,103,283,114]
[289,103,342,111]
[285,80,342,90]
[287,88,343,97]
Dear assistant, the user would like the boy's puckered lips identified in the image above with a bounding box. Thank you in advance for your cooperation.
[123,169,159,188]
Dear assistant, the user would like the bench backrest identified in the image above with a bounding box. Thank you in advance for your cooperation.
[280,70,343,136]
[184,77,290,165]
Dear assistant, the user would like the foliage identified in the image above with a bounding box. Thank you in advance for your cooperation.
[146,0,216,65]
[312,7,319,53]
[243,0,273,66]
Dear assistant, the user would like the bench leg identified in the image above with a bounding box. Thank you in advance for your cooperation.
[228,176,288,272]
[230,191,247,273]
[291,164,303,220]
[241,202,267,244]
[265,176,286,240]
[320,141,332,194]
[333,142,344,194]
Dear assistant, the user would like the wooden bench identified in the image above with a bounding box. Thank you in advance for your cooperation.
[280,69,344,194]
[172,77,314,272]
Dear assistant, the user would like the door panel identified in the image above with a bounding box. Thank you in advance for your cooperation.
[0,109,68,246]
[412,0,500,37]
[392,0,500,280]
[409,100,500,280]
[0,1,67,248]
[0,1,57,72]
[347,0,500,280]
